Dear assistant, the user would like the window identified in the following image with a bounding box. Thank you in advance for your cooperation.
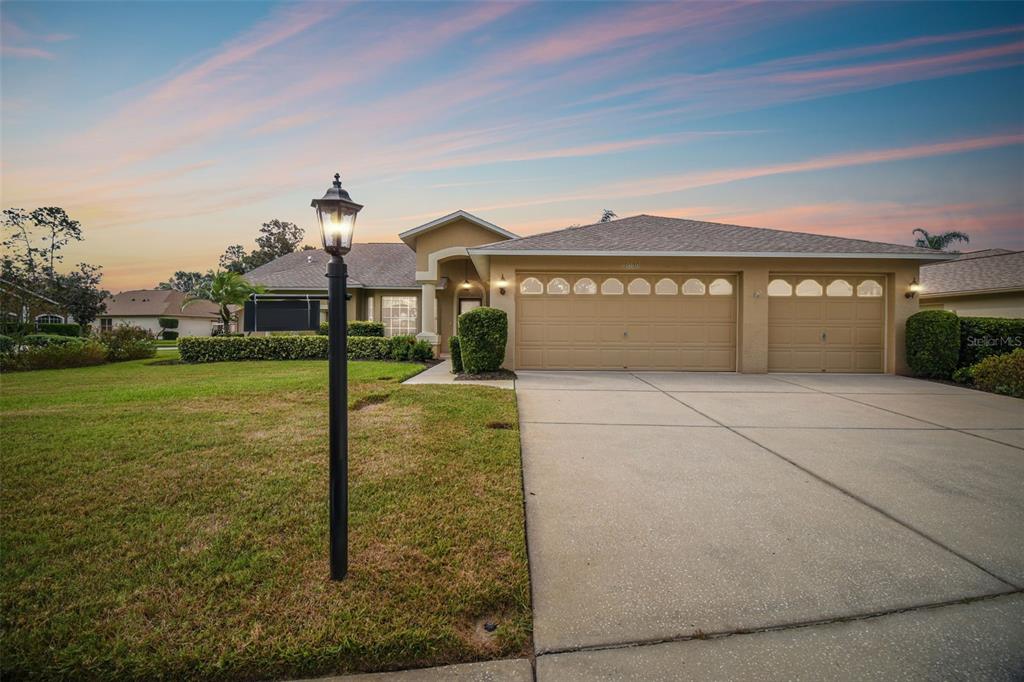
[857,279,883,297]
[381,296,418,336]
[682,278,706,295]
[366,296,375,321]
[709,278,733,296]
[655,278,677,295]
[767,279,792,297]
[628,278,651,295]
[100,318,113,332]
[826,279,853,297]
[547,277,569,295]
[520,277,543,295]
[796,279,823,297]
[35,314,64,324]
[601,278,623,295]
[574,277,597,294]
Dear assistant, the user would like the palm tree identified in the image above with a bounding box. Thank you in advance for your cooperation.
[184,271,264,332]
[912,228,970,251]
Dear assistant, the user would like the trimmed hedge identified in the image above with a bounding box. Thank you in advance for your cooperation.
[318,320,387,337]
[1,340,108,372]
[459,307,507,374]
[37,323,80,337]
[161,331,180,341]
[971,348,1024,398]
[959,317,1024,367]
[178,334,428,363]
[23,334,86,347]
[158,317,180,329]
[906,310,960,379]
[449,335,463,373]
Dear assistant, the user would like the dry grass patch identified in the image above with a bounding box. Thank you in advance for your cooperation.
[1,359,529,680]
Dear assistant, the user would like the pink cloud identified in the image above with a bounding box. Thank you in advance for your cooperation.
[0,18,73,60]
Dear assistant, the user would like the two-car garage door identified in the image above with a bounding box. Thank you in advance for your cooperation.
[516,273,736,370]
[514,272,887,373]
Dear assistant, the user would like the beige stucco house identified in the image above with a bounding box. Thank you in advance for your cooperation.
[246,210,954,374]
[95,289,227,337]
[919,250,1024,318]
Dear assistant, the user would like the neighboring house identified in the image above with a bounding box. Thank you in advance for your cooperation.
[919,250,1024,318]
[0,277,73,326]
[94,289,227,337]
[245,210,952,374]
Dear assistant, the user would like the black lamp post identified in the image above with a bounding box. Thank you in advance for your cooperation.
[312,172,363,580]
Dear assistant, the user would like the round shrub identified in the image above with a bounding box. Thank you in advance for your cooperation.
[906,310,960,379]
[0,334,14,354]
[458,307,507,374]
[158,317,180,330]
[449,335,463,373]
[971,348,1024,398]
[161,331,179,341]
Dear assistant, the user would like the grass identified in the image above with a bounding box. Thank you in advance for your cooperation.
[1,358,530,680]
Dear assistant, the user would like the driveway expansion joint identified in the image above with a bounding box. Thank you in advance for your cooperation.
[630,373,1023,591]
[533,588,1024,659]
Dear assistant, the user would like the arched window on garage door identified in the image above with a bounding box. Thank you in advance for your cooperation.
[682,278,706,295]
[601,278,624,295]
[709,278,733,295]
[628,278,651,295]
[857,279,883,297]
[574,277,597,294]
[796,279,823,297]
[520,277,543,294]
[655,278,677,295]
[768,279,792,296]
[826,279,853,297]
[547,277,569,294]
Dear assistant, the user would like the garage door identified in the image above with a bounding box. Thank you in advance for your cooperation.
[516,273,736,370]
[767,275,885,373]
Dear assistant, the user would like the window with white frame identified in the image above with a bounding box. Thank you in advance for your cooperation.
[682,278,706,295]
[857,279,883,297]
[767,279,792,296]
[826,279,853,297]
[520,277,543,294]
[574,277,597,294]
[796,279,823,297]
[628,278,651,295]
[100,318,113,332]
[708,278,733,296]
[601,278,624,295]
[366,296,375,320]
[655,278,677,295]
[547,277,570,294]
[381,296,418,336]
[35,314,64,324]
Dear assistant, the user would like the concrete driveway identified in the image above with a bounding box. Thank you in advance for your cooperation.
[517,372,1024,680]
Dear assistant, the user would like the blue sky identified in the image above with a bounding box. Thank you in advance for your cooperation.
[2,1,1022,290]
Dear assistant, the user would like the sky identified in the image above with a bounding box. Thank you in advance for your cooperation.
[2,1,1022,292]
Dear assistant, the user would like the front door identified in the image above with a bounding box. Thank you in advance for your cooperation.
[459,298,482,317]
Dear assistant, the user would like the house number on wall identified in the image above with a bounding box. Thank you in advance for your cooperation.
[623,262,641,270]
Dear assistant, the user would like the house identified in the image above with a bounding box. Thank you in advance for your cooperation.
[245,210,953,374]
[94,289,227,337]
[1,277,73,326]
[919,250,1024,318]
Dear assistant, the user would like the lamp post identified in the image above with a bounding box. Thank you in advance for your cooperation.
[312,173,363,580]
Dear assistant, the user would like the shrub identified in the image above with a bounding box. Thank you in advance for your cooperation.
[970,348,1024,398]
[1,340,108,372]
[449,335,463,373]
[37,323,80,337]
[161,331,180,341]
[158,317,180,330]
[1,322,33,336]
[388,335,417,361]
[411,340,434,362]
[906,310,960,379]
[952,365,974,385]
[319,321,387,337]
[459,307,507,374]
[0,334,14,354]
[958,317,1024,367]
[98,325,156,362]
[179,335,396,363]
[23,334,86,347]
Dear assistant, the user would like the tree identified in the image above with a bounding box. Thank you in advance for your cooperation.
[158,270,214,292]
[599,209,618,223]
[219,244,249,273]
[1,207,83,273]
[218,219,305,273]
[50,263,108,328]
[912,228,970,251]
[185,271,265,330]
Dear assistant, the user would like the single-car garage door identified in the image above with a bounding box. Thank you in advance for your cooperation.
[516,273,736,370]
[767,275,885,373]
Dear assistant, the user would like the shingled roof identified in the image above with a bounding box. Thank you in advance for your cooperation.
[102,289,221,318]
[469,215,949,259]
[920,250,1024,297]
[245,243,417,290]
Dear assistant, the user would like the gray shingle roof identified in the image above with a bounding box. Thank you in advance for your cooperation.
[102,289,221,318]
[920,250,1024,296]
[470,215,947,258]
[245,243,417,290]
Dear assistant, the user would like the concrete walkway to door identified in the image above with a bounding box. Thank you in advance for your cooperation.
[517,371,1024,680]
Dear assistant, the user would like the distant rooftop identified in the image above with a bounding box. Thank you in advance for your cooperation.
[921,250,1024,297]
[245,244,417,290]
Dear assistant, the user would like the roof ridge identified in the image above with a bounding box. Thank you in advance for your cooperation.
[926,249,1023,266]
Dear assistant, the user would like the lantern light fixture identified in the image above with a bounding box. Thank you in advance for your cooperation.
[906,278,922,299]
[312,173,363,257]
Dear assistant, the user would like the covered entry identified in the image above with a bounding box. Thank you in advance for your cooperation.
[767,275,885,373]
[516,273,737,370]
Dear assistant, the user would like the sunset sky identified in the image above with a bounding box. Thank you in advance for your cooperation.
[2,1,1022,292]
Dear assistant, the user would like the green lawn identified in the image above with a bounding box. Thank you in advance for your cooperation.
[1,359,530,680]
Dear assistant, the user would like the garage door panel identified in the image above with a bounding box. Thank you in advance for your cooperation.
[516,272,736,370]
[768,274,884,373]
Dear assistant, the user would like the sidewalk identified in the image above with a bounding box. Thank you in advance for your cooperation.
[402,360,514,390]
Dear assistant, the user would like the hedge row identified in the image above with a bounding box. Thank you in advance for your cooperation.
[317,320,386,337]
[959,317,1024,367]
[1,340,108,372]
[906,311,1024,385]
[179,334,432,364]
[1,322,80,337]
